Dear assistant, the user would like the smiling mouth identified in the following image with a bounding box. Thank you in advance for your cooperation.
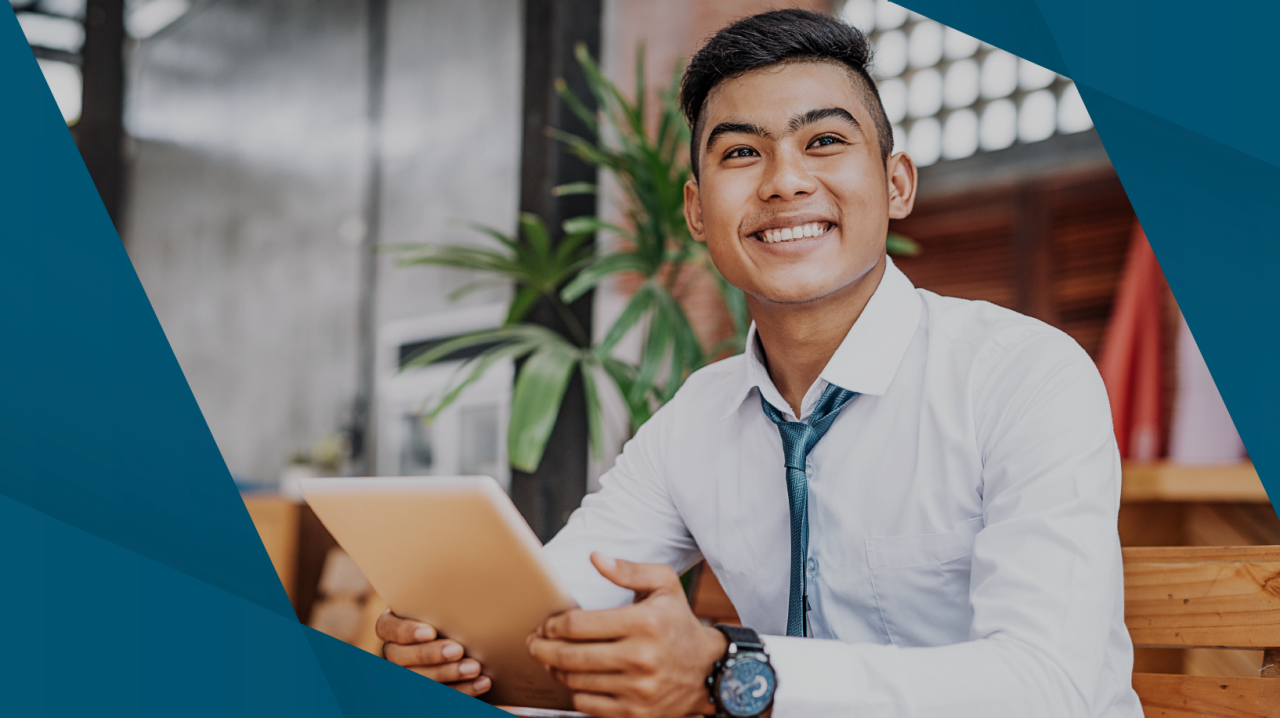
[752,221,833,244]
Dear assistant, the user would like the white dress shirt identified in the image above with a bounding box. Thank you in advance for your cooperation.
[543,257,1142,717]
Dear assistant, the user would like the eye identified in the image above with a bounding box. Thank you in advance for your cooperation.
[809,135,846,149]
[723,146,758,159]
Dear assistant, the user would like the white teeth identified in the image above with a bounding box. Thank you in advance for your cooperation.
[759,222,829,243]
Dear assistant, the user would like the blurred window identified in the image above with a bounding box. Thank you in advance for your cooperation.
[18,0,193,124]
[36,58,81,122]
[841,0,1093,166]
[906,68,942,118]
[874,0,908,30]
[36,0,86,19]
[17,11,84,52]
[125,0,190,39]
[1018,89,1057,143]
[459,405,501,480]
[942,59,979,109]
[907,116,941,166]
[941,108,978,160]
[980,99,1017,151]
[399,414,435,475]
[879,77,907,124]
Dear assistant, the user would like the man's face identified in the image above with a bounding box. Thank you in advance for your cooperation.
[684,61,916,306]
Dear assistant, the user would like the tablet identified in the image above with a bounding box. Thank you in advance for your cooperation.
[299,476,578,710]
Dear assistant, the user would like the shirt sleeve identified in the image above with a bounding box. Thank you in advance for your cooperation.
[542,396,703,610]
[764,329,1134,718]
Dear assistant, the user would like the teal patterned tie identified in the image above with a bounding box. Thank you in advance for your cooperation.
[760,383,859,636]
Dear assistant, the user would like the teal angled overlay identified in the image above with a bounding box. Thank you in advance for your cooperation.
[899,0,1279,513]
[2,0,1276,715]
[0,5,502,716]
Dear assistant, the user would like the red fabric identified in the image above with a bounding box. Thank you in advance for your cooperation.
[1097,223,1164,459]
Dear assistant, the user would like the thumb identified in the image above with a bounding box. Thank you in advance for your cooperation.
[590,552,680,601]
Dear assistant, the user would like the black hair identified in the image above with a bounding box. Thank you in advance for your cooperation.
[679,8,893,181]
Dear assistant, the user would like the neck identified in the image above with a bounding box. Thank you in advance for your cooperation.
[750,254,887,416]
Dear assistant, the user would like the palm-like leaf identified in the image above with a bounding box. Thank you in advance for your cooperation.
[404,324,594,472]
[554,44,693,287]
[388,212,593,329]
[508,341,580,471]
[551,44,705,419]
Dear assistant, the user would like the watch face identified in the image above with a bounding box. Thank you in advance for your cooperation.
[717,654,776,717]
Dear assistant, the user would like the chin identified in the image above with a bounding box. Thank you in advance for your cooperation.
[749,279,847,306]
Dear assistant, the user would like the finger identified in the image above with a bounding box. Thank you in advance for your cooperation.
[528,636,629,673]
[384,639,466,668]
[590,552,682,598]
[555,670,631,696]
[375,609,437,644]
[444,675,492,697]
[540,605,650,641]
[571,691,628,718]
[407,658,484,684]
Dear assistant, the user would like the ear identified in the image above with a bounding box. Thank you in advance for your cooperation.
[886,152,918,220]
[684,179,706,243]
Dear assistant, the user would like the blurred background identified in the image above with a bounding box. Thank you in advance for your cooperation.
[15,0,1276,681]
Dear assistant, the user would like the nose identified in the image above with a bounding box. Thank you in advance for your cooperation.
[758,147,817,201]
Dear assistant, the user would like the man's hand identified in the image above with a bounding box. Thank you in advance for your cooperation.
[527,552,729,718]
[375,610,492,696]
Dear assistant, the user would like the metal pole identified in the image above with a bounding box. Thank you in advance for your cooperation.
[351,0,390,475]
[512,0,602,541]
[78,0,126,233]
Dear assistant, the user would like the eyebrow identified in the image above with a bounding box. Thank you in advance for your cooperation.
[705,121,773,150]
[788,107,861,134]
[704,107,862,153]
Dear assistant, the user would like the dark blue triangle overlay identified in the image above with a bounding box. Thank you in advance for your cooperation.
[2,1,1277,716]
[0,5,293,621]
[1076,84,1280,502]
[0,492,344,717]
[897,0,1278,508]
[303,628,509,718]
[0,5,499,716]
[1031,0,1280,172]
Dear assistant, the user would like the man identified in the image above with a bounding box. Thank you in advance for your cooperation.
[379,9,1141,718]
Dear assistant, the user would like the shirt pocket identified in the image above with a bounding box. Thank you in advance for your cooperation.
[865,516,983,647]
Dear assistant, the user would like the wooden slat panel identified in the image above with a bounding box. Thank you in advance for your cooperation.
[891,191,1016,311]
[1186,505,1280,548]
[1122,462,1270,503]
[1124,547,1280,649]
[1184,648,1266,679]
[1133,673,1280,718]
[1049,174,1134,358]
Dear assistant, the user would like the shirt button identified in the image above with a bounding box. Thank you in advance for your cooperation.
[807,557,818,575]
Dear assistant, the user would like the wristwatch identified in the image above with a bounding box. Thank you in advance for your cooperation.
[706,625,777,718]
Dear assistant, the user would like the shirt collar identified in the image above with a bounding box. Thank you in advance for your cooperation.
[719,256,923,420]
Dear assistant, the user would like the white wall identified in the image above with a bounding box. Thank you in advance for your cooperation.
[125,0,522,483]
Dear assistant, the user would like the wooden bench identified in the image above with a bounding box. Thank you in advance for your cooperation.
[689,546,1280,716]
[1125,546,1280,717]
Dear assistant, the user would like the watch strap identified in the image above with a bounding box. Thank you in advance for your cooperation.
[714,624,765,652]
